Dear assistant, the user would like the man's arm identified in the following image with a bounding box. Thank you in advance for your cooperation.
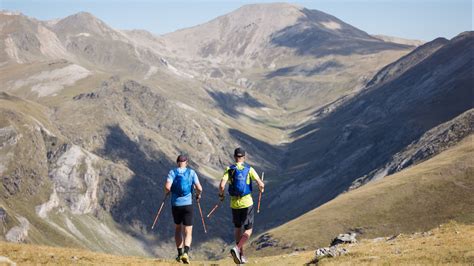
[193,171,203,199]
[219,179,226,195]
[164,170,174,195]
[218,168,229,201]
[250,168,265,192]
[164,180,172,194]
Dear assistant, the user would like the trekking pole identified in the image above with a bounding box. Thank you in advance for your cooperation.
[257,172,264,213]
[207,202,221,218]
[151,193,169,230]
[197,199,207,233]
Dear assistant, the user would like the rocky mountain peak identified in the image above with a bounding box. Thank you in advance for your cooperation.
[52,11,117,38]
[163,3,410,61]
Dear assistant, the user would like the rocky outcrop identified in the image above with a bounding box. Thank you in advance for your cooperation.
[5,217,29,243]
[35,189,60,218]
[331,232,357,246]
[253,233,279,250]
[0,207,7,234]
[48,145,100,215]
[315,246,349,259]
[351,109,474,188]
[313,232,356,261]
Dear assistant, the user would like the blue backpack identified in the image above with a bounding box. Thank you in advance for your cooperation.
[228,164,252,197]
[171,168,193,197]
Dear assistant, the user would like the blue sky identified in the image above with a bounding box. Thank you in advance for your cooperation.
[1,0,472,41]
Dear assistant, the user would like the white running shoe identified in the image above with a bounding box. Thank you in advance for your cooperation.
[230,246,241,264]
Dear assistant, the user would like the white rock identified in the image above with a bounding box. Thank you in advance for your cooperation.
[5,217,29,243]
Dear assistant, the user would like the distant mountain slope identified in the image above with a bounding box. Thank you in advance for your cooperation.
[0,5,471,261]
[163,3,409,62]
[252,135,474,256]
[263,31,473,228]
[0,12,73,63]
[373,34,425,46]
[0,92,148,256]
[366,37,449,87]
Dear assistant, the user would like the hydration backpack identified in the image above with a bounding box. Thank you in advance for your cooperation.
[171,168,193,197]
[228,164,252,197]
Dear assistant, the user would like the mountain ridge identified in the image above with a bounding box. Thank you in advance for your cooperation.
[0,4,472,260]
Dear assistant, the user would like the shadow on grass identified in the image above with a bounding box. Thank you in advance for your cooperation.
[207,90,264,118]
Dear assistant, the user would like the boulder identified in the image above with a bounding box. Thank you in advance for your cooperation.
[5,217,29,243]
[0,256,16,266]
[315,246,348,258]
[331,232,357,246]
[0,207,6,222]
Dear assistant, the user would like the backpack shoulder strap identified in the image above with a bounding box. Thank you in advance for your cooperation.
[228,165,237,182]
[242,164,251,178]
[184,168,192,181]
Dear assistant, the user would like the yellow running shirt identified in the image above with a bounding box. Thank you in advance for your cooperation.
[221,162,260,209]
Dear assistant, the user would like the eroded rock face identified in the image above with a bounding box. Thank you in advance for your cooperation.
[0,126,20,148]
[5,216,29,243]
[36,140,133,219]
[0,126,20,184]
[0,208,7,234]
[42,145,99,216]
[35,189,60,218]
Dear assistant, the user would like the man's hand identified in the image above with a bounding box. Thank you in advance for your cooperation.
[195,192,201,201]
[219,193,225,202]
[258,181,265,193]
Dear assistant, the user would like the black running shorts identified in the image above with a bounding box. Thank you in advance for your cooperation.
[232,205,254,230]
[172,205,193,226]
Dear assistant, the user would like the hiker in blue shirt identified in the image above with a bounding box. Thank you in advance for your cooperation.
[165,155,202,264]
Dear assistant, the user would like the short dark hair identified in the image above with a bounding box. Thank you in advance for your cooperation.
[177,155,188,163]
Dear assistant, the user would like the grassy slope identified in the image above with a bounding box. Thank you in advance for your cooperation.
[250,135,474,256]
[319,222,474,264]
[1,222,473,265]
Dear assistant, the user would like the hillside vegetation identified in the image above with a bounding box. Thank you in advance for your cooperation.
[1,222,473,265]
[251,135,474,255]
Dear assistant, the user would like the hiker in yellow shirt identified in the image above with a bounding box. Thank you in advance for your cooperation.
[219,147,264,264]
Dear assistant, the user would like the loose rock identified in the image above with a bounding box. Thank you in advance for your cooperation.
[315,246,349,258]
[331,232,357,246]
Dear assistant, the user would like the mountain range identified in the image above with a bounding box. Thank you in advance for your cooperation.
[0,3,472,260]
